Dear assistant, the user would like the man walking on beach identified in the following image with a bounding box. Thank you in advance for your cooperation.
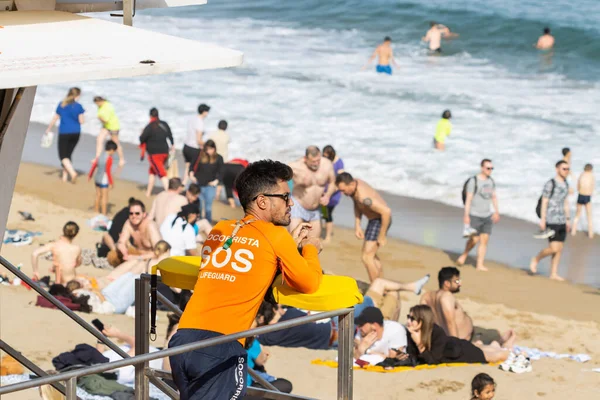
[572,164,595,239]
[336,172,392,282]
[288,146,336,239]
[535,27,555,50]
[362,37,399,75]
[530,160,571,281]
[457,159,500,272]
[421,267,517,347]
[170,160,322,400]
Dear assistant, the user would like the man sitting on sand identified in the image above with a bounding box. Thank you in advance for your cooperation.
[288,146,336,239]
[421,267,517,347]
[336,172,392,282]
[97,197,136,258]
[362,36,399,75]
[148,177,188,227]
[535,27,555,50]
[107,199,161,267]
[31,221,82,285]
[354,307,407,361]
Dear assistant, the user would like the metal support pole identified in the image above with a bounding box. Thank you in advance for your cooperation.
[0,339,78,399]
[135,276,151,400]
[66,377,77,400]
[123,0,133,26]
[336,309,354,400]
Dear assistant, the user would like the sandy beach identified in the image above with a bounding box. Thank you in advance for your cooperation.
[1,160,599,400]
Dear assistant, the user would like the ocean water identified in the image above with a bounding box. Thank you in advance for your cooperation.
[31,0,600,231]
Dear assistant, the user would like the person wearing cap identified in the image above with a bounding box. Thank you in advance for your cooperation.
[170,160,323,400]
[149,177,188,227]
[433,110,452,151]
[354,306,407,360]
[159,203,200,257]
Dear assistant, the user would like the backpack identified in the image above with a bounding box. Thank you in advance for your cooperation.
[536,179,568,219]
[461,176,495,205]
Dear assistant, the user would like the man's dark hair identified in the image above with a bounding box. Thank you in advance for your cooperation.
[584,163,593,172]
[384,36,392,42]
[544,27,550,34]
[256,301,276,326]
[438,266,460,289]
[198,104,210,114]
[442,109,452,119]
[128,197,137,206]
[150,107,159,118]
[556,160,568,168]
[323,145,336,161]
[430,21,437,27]
[105,140,118,151]
[480,158,492,167]
[168,177,182,190]
[129,199,146,212]
[218,120,228,130]
[187,183,201,196]
[305,145,320,158]
[335,172,354,186]
[562,147,570,156]
[234,160,293,211]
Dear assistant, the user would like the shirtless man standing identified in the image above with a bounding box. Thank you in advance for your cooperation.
[31,221,82,285]
[362,37,399,75]
[288,146,336,239]
[336,172,392,282]
[421,267,517,347]
[422,22,457,53]
[148,177,187,226]
[572,164,595,239]
[535,27,555,50]
[109,199,161,266]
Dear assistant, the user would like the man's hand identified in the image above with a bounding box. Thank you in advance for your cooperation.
[463,215,470,225]
[492,212,500,223]
[566,222,571,233]
[355,227,364,240]
[300,237,323,253]
[102,326,122,338]
[292,223,312,245]
[189,172,198,184]
[539,221,546,231]
[320,194,330,207]
[118,159,126,168]
[357,331,378,355]
[377,236,387,247]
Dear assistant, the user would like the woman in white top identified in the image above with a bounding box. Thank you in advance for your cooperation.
[159,203,200,256]
[182,103,210,185]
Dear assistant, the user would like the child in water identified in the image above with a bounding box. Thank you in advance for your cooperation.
[470,373,496,400]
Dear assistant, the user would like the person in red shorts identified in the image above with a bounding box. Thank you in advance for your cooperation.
[170,160,323,400]
[139,107,174,197]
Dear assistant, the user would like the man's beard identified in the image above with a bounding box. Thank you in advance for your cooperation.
[451,287,461,294]
[273,211,291,226]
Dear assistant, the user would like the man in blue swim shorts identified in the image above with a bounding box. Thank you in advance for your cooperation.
[362,36,398,75]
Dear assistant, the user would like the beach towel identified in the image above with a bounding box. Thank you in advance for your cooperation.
[311,359,496,373]
[2,230,42,246]
[36,294,82,312]
[513,345,591,363]
[88,215,110,232]
[52,344,109,371]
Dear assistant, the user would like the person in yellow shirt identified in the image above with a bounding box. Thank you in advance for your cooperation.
[93,96,125,167]
[433,110,452,151]
[170,160,323,400]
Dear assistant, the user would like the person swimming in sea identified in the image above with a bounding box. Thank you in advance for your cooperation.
[422,22,458,53]
[433,110,452,151]
[362,36,399,75]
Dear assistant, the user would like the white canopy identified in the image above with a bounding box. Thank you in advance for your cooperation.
[55,0,207,13]
[0,10,243,89]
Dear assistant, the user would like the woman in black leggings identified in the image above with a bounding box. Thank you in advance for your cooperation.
[46,87,85,182]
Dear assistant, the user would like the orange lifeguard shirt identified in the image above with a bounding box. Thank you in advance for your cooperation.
[178,216,323,343]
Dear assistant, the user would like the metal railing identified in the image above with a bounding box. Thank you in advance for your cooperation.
[0,258,356,399]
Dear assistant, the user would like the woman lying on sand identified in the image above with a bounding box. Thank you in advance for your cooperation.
[70,241,171,314]
[405,305,510,365]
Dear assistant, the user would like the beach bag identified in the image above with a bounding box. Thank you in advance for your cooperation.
[40,132,54,148]
[535,179,567,218]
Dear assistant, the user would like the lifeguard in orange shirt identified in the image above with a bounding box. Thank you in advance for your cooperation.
[169,159,323,400]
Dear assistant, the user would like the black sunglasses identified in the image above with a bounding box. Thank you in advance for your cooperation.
[129,212,142,216]
[485,167,494,171]
[406,315,416,322]
[253,193,292,203]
